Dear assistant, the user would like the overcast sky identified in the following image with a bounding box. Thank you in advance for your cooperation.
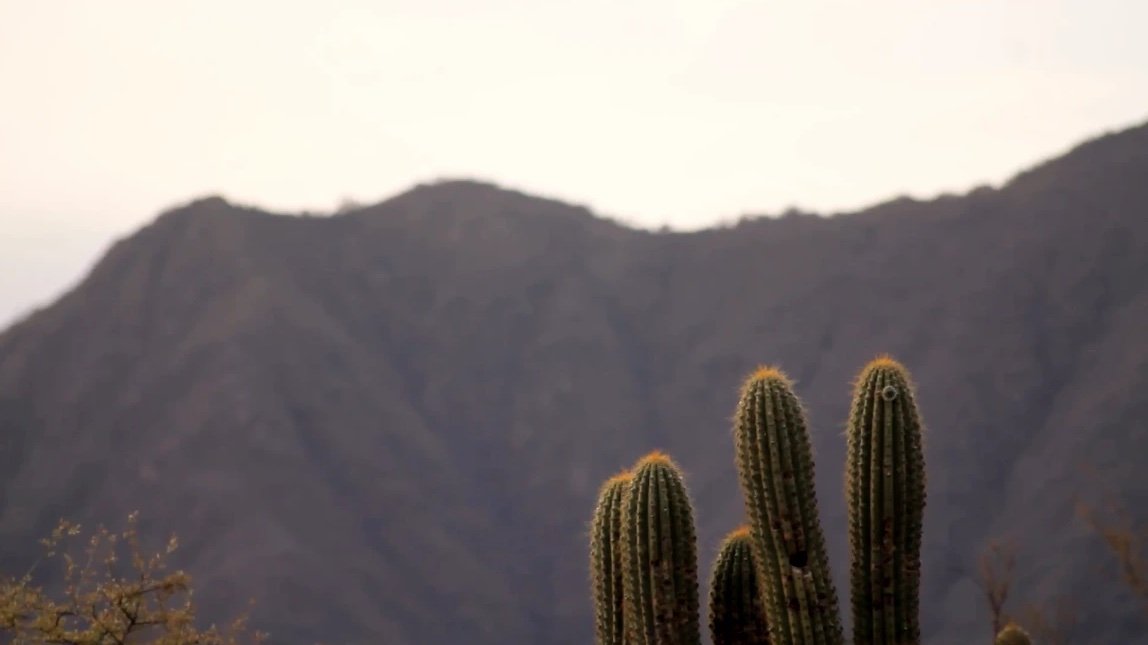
[2,0,1147,328]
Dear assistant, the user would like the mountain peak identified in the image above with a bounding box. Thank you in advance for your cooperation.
[343,177,632,240]
[384,178,595,217]
[157,194,234,219]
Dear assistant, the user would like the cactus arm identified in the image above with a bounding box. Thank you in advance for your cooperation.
[846,357,926,645]
[709,526,771,645]
[621,452,701,645]
[591,471,632,645]
[734,367,844,645]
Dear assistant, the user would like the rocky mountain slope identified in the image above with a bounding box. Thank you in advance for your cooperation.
[1,122,1146,643]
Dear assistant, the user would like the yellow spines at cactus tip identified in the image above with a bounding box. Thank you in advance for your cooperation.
[994,622,1033,645]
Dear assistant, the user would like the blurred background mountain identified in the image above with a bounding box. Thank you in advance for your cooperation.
[1,121,1146,643]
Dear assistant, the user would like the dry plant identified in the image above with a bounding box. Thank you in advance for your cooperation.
[977,538,1017,638]
[1075,462,1148,618]
[1016,595,1079,645]
[0,512,266,644]
[1076,494,1148,615]
[977,539,1085,644]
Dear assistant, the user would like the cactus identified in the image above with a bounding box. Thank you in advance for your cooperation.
[709,526,770,645]
[733,367,844,645]
[620,452,701,645]
[994,623,1033,645]
[591,471,631,645]
[846,357,926,645]
[586,356,1023,645]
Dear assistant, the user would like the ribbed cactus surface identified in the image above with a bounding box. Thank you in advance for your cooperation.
[591,471,631,645]
[846,357,926,645]
[709,526,770,645]
[994,623,1033,645]
[733,367,844,645]
[621,452,701,645]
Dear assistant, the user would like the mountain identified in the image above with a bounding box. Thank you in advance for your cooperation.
[2,122,1147,644]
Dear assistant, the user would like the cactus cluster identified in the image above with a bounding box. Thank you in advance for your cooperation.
[589,356,1036,644]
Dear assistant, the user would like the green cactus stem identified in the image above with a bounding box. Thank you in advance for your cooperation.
[591,470,632,645]
[994,623,1033,645]
[846,356,926,645]
[621,451,701,645]
[733,367,844,645]
[709,526,771,645]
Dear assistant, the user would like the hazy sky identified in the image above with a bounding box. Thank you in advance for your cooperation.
[2,0,1147,328]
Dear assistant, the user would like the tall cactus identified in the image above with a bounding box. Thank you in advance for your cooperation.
[733,367,844,645]
[994,623,1033,645]
[591,471,632,645]
[621,452,701,645]
[709,526,770,645]
[846,356,926,644]
[586,356,976,645]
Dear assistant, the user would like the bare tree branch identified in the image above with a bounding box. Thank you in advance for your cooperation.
[977,538,1018,638]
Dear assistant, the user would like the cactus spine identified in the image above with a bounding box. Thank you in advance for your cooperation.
[733,367,844,645]
[591,471,632,645]
[709,526,770,645]
[846,357,926,645]
[994,623,1033,645]
[621,452,701,645]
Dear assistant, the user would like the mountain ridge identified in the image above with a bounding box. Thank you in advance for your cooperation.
[1,120,1147,643]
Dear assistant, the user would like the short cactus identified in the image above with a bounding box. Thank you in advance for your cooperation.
[709,526,770,645]
[994,622,1033,645]
[846,357,926,644]
[591,471,631,645]
[620,452,701,645]
[733,367,843,645]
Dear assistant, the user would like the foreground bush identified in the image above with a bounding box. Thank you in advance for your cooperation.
[0,512,265,644]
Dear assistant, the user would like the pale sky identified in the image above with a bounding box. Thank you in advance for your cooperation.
[2,0,1147,328]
